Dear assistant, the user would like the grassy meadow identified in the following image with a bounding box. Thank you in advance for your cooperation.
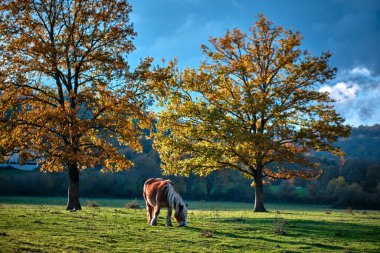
[0,197,379,252]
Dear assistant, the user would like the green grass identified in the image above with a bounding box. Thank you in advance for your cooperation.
[0,197,379,252]
[0,196,330,210]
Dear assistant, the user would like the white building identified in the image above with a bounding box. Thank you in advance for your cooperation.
[0,153,39,171]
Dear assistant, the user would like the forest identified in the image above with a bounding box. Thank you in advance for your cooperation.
[1,124,379,209]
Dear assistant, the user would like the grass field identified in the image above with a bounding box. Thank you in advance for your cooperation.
[0,197,379,252]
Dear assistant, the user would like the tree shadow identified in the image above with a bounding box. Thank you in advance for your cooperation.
[186,224,346,251]
[188,217,379,251]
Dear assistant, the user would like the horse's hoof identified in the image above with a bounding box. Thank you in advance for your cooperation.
[166,223,173,227]
[179,222,187,227]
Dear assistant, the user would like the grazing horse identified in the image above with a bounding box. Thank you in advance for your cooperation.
[143,178,187,227]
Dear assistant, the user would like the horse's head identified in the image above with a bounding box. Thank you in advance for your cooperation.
[174,203,187,227]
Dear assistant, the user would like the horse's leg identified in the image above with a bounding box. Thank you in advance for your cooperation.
[166,207,173,226]
[146,204,153,224]
[150,206,160,226]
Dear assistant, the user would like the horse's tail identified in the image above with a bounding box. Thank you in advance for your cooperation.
[143,178,165,201]
[143,178,155,201]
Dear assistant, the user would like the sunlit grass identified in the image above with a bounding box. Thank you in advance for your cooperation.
[0,196,330,210]
[0,197,379,252]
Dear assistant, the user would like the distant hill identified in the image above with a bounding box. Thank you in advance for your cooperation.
[0,124,379,209]
[0,163,39,172]
[339,124,380,161]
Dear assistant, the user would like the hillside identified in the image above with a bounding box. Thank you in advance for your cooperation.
[339,124,380,161]
[1,125,379,209]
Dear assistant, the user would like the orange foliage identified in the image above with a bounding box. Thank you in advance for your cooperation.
[0,0,153,173]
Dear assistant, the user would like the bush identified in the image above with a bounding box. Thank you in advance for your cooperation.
[273,214,288,235]
[125,199,141,209]
[86,200,99,208]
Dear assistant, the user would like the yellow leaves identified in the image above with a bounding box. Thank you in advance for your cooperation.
[102,155,134,173]
[152,15,350,182]
[40,158,64,173]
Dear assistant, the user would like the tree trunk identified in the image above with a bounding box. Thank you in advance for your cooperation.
[66,163,81,211]
[253,169,267,212]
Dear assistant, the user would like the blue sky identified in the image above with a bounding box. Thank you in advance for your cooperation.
[128,0,380,127]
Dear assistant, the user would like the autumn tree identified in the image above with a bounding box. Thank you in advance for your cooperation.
[153,16,351,212]
[0,0,153,210]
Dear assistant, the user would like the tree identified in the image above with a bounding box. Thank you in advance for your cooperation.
[0,0,153,210]
[152,16,351,212]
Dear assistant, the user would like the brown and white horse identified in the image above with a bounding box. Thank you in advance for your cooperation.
[143,178,187,227]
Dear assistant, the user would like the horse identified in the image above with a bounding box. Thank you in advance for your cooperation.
[143,178,187,227]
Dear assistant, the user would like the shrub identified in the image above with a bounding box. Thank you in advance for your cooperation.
[125,199,141,209]
[273,215,288,235]
[86,200,99,208]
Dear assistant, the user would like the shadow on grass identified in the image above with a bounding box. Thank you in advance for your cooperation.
[188,217,379,251]
[186,225,345,251]
[219,217,378,238]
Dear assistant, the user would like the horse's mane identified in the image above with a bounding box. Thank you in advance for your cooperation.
[166,181,185,214]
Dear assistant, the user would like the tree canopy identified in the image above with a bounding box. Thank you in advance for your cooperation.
[153,15,351,211]
[0,0,153,209]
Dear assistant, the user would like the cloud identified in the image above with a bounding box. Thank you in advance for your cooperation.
[320,66,380,126]
[349,67,371,76]
[319,81,360,103]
